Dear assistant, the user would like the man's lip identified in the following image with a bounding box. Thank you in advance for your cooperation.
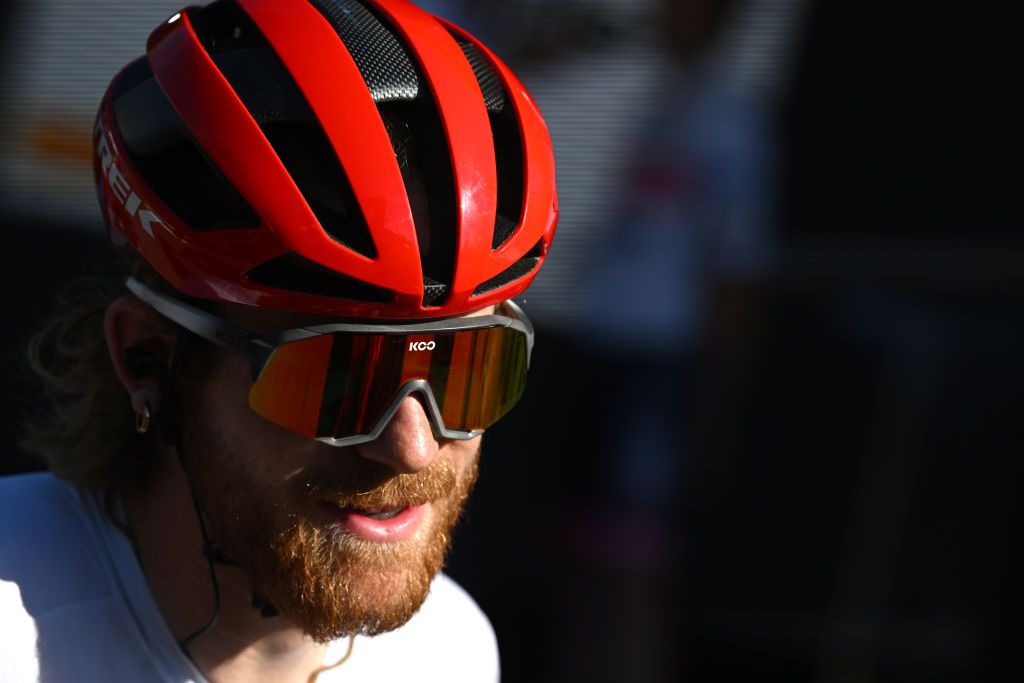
[320,502,428,541]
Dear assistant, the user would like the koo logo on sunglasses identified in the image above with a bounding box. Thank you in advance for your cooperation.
[409,341,436,352]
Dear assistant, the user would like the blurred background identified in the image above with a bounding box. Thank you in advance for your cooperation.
[0,0,1016,681]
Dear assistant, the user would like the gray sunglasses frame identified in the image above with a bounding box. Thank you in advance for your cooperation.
[125,277,534,447]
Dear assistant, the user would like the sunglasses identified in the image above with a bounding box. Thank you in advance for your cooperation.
[126,278,534,446]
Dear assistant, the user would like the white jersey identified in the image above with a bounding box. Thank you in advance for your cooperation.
[0,473,499,682]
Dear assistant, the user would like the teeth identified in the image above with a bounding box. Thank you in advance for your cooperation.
[328,501,409,520]
[363,507,404,521]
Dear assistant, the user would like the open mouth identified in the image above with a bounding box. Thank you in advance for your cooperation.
[320,501,428,541]
[351,506,406,521]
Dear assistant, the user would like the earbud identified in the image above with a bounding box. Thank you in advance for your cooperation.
[123,347,166,380]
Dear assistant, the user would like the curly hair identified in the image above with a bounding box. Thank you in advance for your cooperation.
[21,248,178,489]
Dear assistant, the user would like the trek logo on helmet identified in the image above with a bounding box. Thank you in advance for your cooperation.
[94,117,167,238]
[408,341,437,352]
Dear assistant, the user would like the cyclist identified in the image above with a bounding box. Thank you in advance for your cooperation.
[0,1,556,680]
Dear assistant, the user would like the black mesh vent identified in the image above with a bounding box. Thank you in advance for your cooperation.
[191,0,378,258]
[111,58,260,231]
[456,40,505,113]
[472,238,544,296]
[422,276,447,307]
[445,29,524,251]
[492,213,518,250]
[247,252,393,303]
[307,0,419,103]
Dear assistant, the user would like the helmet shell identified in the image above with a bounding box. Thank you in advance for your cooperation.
[95,0,557,318]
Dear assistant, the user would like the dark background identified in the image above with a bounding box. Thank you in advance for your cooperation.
[1,1,1017,681]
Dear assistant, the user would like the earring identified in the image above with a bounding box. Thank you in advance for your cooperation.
[136,403,152,434]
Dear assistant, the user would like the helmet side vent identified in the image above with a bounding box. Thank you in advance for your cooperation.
[111,57,260,231]
[191,0,379,259]
[471,237,544,297]
[246,252,393,303]
[447,31,525,251]
[306,0,419,103]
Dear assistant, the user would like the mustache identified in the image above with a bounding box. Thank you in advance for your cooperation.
[301,457,457,509]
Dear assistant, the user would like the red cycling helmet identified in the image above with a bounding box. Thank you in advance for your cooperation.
[94,0,557,319]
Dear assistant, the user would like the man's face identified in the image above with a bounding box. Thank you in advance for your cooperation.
[176,305,489,642]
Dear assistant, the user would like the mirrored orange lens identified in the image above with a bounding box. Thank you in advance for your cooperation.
[247,327,528,440]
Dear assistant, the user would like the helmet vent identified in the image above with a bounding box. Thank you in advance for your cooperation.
[487,100,525,250]
[191,0,379,259]
[247,252,393,303]
[377,94,457,309]
[492,213,518,250]
[111,58,260,231]
[472,237,544,297]
[422,276,447,307]
[455,40,505,113]
[307,0,419,103]
[446,30,525,252]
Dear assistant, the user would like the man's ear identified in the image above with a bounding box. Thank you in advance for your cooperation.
[105,296,177,418]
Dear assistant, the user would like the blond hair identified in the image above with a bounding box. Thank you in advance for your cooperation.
[22,249,170,489]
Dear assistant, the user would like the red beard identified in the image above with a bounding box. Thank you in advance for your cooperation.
[185,421,479,642]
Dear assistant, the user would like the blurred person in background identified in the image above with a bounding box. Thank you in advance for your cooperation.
[0,0,557,681]
[547,0,778,678]
[583,0,774,514]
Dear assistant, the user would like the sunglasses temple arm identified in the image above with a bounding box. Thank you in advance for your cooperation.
[501,299,535,368]
[125,277,273,377]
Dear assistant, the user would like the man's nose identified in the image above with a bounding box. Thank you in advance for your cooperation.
[352,394,441,474]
